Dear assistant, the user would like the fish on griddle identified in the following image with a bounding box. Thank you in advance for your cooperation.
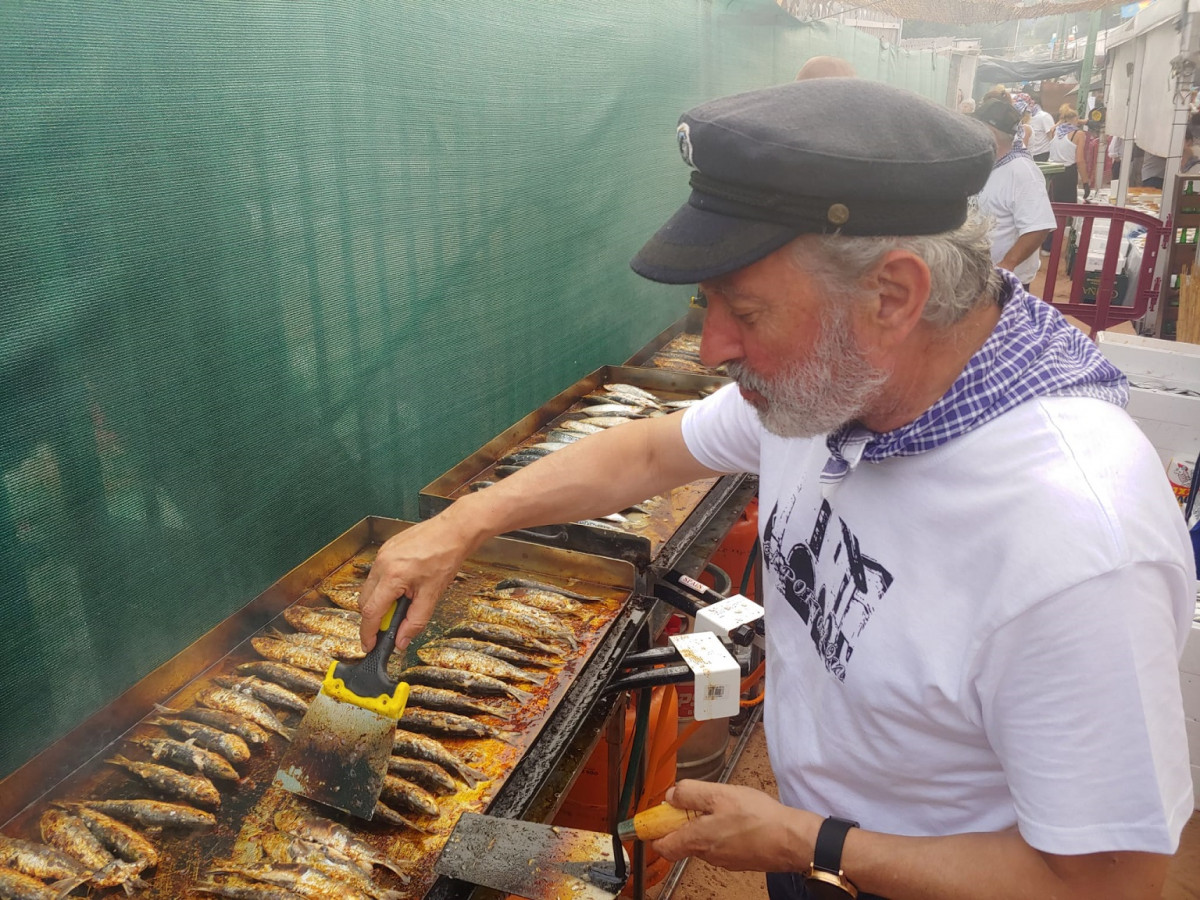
[0,835,92,884]
[564,403,647,418]
[496,447,556,467]
[387,757,458,795]
[273,809,408,879]
[250,637,336,674]
[160,703,271,747]
[425,637,557,669]
[196,687,293,739]
[603,383,667,409]
[214,674,309,713]
[208,863,380,900]
[235,662,323,696]
[319,587,360,611]
[574,415,634,429]
[130,736,240,782]
[265,628,364,660]
[556,420,604,434]
[392,730,486,786]
[416,646,546,685]
[62,804,158,871]
[494,577,601,601]
[399,708,517,745]
[371,802,433,833]
[194,876,308,900]
[469,601,578,650]
[78,799,216,829]
[105,754,222,810]
[406,683,509,717]
[483,595,580,632]
[544,428,588,444]
[443,621,563,655]
[379,775,441,817]
[146,715,252,764]
[468,480,494,492]
[39,808,147,891]
[0,865,77,900]
[283,606,361,643]
[398,666,531,702]
[261,832,409,895]
[493,465,523,479]
[484,587,586,618]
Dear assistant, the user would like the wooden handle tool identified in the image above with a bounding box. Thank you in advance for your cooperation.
[616,802,703,841]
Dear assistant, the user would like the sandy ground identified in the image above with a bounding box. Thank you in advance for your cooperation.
[658,721,1200,900]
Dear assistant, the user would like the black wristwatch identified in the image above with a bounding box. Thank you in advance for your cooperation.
[803,815,859,899]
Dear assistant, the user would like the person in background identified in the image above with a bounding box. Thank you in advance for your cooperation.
[795,55,856,80]
[1081,121,1101,201]
[959,98,976,115]
[1141,149,1166,188]
[356,78,1194,900]
[1047,105,1087,202]
[973,98,1057,291]
[1010,93,1034,151]
[1027,93,1056,161]
[1109,134,1123,182]
[1181,126,1200,175]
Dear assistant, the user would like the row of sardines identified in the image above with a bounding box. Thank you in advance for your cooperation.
[648,333,722,376]
[0,569,603,900]
[470,382,704,524]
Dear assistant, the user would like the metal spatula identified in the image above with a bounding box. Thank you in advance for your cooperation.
[273,597,411,819]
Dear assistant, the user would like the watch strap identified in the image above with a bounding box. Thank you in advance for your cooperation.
[812,815,859,875]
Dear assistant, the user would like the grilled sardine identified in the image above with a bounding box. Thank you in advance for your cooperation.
[283,607,361,643]
[492,578,599,601]
[0,865,73,900]
[209,863,377,900]
[162,703,271,746]
[468,602,578,650]
[194,876,308,900]
[0,835,91,883]
[485,587,586,617]
[79,799,216,829]
[392,730,486,786]
[379,775,440,817]
[196,687,293,739]
[319,587,360,611]
[214,675,309,713]
[386,757,458,795]
[105,754,222,809]
[398,666,531,702]
[251,638,335,674]
[130,737,240,782]
[39,809,146,890]
[424,637,557,669]
[405,684,508,717]
[399,709,517,745]
[272,809,407,879]
[235,661,323,696]
[416,647,546,685]
[63,805,158,869]
[261,833,408,895]
[266,628,364,660]
[147,716,252,764]
[443,621,562,655]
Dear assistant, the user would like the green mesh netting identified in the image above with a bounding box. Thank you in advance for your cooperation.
[0,1,948,779]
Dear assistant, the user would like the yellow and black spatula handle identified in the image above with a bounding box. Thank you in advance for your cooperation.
[327,596,412,718]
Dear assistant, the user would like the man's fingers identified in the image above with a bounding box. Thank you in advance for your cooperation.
[668,779,721,814]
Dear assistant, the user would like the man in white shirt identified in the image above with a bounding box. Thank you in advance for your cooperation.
[1027,94,1056,160]
[973,98,1058,290]
[356,80,1194,900]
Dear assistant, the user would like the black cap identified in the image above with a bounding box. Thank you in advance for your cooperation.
[974,98,1022,135]
[631,79,995,285]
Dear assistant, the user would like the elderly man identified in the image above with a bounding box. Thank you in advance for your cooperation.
[973,98,1057,290]
[359,80,1193,900]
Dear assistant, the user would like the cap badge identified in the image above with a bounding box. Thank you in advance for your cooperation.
[827,203,850,226]
[677,123,695,168]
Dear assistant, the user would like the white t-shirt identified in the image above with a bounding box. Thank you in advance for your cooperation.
[976,156,1058,284]
[1028,109,1056,155]
[682,384,1194,855]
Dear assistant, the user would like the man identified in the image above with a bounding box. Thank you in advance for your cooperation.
[358,80,1194,900]
[973,98,1057,290]
[1026,93,1055,161]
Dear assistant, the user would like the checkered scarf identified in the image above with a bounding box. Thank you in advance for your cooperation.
[820,273,1128,487]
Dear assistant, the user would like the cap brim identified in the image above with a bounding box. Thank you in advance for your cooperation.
[630,201,800,285]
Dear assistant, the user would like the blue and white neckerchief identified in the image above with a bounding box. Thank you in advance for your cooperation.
[819,273,1128,492]
[993,145,1032,169]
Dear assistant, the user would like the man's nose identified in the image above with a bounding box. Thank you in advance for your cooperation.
[697,300,742,369]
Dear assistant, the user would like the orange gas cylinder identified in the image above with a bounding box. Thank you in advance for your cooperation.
[702,498,759,602]
[551,684,679,893]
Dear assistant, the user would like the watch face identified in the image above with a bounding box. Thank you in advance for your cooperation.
[804,874,856,900]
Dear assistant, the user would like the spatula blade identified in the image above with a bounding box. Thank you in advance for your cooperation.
[274,689,395,819]
[435,812,628,900]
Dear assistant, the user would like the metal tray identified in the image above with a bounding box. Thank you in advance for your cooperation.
[418,365,732,570]
[0,517,638,899]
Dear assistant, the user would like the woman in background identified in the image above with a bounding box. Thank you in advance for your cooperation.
[1047,105,1087,202]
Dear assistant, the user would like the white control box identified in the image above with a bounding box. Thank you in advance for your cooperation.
[668,631,741,721]
[694,593,764,642]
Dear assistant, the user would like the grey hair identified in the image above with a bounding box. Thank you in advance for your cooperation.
[789,214,1001,329]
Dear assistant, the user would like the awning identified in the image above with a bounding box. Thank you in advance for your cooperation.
[975,57,1084,84]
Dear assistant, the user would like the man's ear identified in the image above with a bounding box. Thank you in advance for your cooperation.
[859,249,932,350]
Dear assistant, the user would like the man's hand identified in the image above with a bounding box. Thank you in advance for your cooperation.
[650,781,819,872]
[357,513,476,653]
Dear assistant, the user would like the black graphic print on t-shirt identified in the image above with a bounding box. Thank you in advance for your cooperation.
[763,497,893,681]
